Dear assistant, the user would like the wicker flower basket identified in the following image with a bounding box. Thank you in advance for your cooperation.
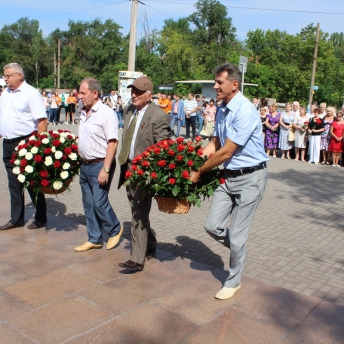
[155,196,191,214]
[40,179,72,195]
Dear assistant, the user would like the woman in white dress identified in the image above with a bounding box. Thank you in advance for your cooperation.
[292,106,310,161]
[278,102,294,159]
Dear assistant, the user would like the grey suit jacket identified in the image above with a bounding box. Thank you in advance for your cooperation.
[118,102,171,188]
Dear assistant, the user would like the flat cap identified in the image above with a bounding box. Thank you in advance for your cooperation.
[127,76,153,93]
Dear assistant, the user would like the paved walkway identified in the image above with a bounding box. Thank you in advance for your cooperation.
[0,121,344,342]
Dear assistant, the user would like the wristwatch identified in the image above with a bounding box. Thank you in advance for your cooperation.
[103,167,110,173]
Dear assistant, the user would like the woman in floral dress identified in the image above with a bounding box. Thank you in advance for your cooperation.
[320,107,335,164]
[264,104,280,157]
[278,102,294,159]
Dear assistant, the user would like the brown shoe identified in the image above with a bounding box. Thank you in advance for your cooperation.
[27,221,47,229]
[119,260,144,271]
[0,222,21,231]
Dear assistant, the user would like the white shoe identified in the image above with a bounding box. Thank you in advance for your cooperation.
[308,161,312,163]
[214,285,241,300]
[314,162,318,165]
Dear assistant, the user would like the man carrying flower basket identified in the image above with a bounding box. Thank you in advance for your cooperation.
[74,78,122,252]
[0,63,48,230]
[118,76,171,272]
[190,63,269,300]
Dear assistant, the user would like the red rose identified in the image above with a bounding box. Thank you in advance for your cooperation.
[168,163,176,169]
[137,169,144,176]
[146,147,153,152]
[10,159,15,164]
[182,170,190,178]
[20,167,25,173]
[157,160,167,167]
[64,147,72,155]
[22,144,28,149]
[142,151,150,157]
[41,179,50,186]
[188,146,195,152]
[187,160,194,167]
[44,147,52,155]
[52,140,61,147]
[177,145,185,152]
[131,165,138,171]
[40,134,47,139]
[28,140,36,145]
[57,129,63,133]
[40,170,49,178]
[34,155,42,163]
[167,150,175,156]
[67,135,73,139]
[197,149,203,156]
[176,137,184,144]
[20,159,27,167]
[316,119,322,125]
[53,161,61,168]
[142,161,150,167]
[154,148,161,154]
[62,155,68,161]
[169,178,176,185]
[29,180,35,186]
[51,133,59,139]
[219,178,225,184]
[135,155,143,161]
[125,171,132,178]
[48,130,53,134]
[151,172,157,178]
[195,136,201,142]
[17,145,23,151]
[12,153,18,159]
[168,140,174,145]
[71,144,78,151]
[34,141,42,147]
[176,155,183,161]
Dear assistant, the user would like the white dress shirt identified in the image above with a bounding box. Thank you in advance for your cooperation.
[129,104,148,160]
[78,100,118,160]
[0,81,47,139]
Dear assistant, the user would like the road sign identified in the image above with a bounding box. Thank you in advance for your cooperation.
[312,86,319,91]
[239,56,248,73]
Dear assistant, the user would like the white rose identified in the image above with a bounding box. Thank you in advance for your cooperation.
[19,148,27,157]
[62,162,70,170]
[60,132,68,137]
[59,137,66,143]
[53,181,63,190]
[25,165,34,173]
[19,140,26,145]
[25,152,33,160]
[51,147,56,153]
[18,174,26,183]
[13,166,20,174]
[60,171,69,179]
[29,135,36,141]
[53,131,59,134]
[69,153,78,161]
[44,156,53,166]
[14,159,20,166]
[42,138,49,144]
[54,151,63,159]
[15,146,18,151]
[30,147,38,154]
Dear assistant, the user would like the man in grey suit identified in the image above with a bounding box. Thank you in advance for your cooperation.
[118,76,171,271]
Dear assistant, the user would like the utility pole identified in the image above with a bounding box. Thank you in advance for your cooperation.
[308,23,320,106]
[128,0,138,71]
[54,50,56,89]
[57,39,61,89]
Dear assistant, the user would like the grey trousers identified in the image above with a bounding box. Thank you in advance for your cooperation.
[126,186,156,265]
[205,167,267,288]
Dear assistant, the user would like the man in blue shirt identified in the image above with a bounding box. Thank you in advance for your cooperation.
[190,63,269,300]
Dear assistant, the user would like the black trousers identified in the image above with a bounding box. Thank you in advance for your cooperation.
[185,116,197,139]
[3,140,47,226]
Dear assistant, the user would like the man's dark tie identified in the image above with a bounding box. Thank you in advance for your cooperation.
[118,111,138,165]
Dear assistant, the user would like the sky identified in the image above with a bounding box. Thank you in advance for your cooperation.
[1,0,343,40]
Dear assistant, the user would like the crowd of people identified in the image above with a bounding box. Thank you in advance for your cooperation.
[258,99,344,167]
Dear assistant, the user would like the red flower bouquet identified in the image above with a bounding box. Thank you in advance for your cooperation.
[12,130,82,194]
[124,136,223,213]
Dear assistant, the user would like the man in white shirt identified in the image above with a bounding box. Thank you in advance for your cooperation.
[319,102,327,119]
[0,63,48,230]
[74,78,123,252]
[184,92,198,139]
[109,90,118,111]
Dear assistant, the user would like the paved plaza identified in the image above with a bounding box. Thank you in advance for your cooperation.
[0,119,344,342]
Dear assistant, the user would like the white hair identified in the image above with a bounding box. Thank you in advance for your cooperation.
[3,63,25,80]
[327,106,336,117]
[293,101,299,106]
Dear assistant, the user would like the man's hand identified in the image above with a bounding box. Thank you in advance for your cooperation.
[98,169,109,185]
[189,170,201,183]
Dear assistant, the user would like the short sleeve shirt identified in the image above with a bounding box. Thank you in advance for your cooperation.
[0,81,47,139]
[213,92,269,170]
[78,100,118,160]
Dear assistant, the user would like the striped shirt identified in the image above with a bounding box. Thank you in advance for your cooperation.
[184,98,197,117]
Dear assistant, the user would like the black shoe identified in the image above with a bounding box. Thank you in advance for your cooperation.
[27,221,47,229]
[0,222,22,231]
[119,260,144,271]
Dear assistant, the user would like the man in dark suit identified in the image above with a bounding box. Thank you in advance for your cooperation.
[118,76,170,271]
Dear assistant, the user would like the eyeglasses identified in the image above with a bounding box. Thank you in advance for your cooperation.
[3,72,19,79]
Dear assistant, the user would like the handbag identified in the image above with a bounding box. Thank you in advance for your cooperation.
[288,129,295,141]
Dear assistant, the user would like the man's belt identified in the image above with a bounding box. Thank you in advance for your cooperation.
[3,133,33,144]
[82,158,105,165]
[227,162,266,178]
